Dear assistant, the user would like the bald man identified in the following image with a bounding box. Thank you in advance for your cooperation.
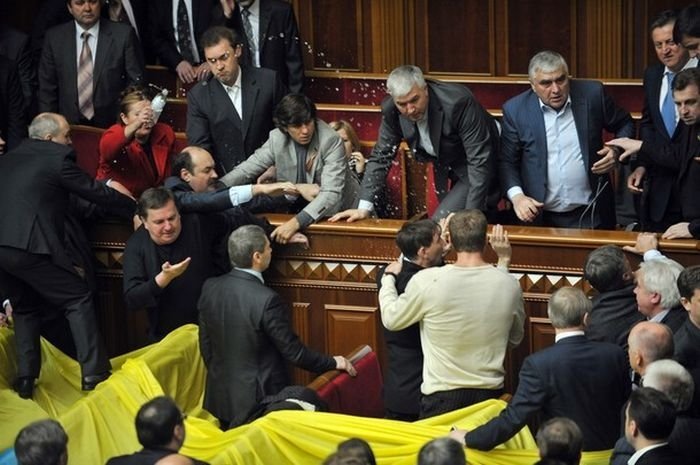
[627,321,675,380]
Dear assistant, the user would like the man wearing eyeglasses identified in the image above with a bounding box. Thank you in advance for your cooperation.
[187,26,287,176]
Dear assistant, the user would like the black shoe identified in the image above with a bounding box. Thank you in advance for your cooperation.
[13,377,35,399]
[82,372,110,391]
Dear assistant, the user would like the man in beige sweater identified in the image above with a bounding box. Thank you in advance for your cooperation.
[379,210,525,418]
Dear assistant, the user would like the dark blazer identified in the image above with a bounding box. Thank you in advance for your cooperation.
[38,19,145,128]
[377,260,424,418]
[499,80,634,229]
[106,447,209,465]
[0,25,36,117]
[225,0,305,93]
[361,79,498,212]
[0,55,27,151]
[186,66,287,173]
[465,335,630,451]
[0,139,134,271]
[638,63,684,227]
[638,123,700,237]
[198,269,336,428]
[148,0,216,70]
[634,444,693,465]
[585,283,644,349]
[660,305,689,334]
[674,318,700,416]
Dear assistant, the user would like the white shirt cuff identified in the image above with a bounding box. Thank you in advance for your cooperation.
[507,186,524,201]
[228,185,254,206]
[643,249,665,261]
[358,199,374,211]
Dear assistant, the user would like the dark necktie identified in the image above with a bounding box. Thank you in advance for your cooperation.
[77,32,94,120]
[177,0,196,63]
[662,72,676,137]
[241,7,257,60]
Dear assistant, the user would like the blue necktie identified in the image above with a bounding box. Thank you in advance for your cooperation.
[662,72,676,137]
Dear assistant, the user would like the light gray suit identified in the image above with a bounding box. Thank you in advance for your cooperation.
[221,119,359,222]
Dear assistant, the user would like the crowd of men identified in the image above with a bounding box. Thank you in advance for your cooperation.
[2,1,700,465]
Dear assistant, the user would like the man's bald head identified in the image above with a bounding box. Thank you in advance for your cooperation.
[155,454,194,465]
[627,321,674,376]
[172,146,219,193]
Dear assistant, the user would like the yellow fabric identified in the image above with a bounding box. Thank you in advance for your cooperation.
[0,325,612,465]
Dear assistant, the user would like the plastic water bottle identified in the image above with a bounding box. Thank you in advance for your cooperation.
[151,88,169,122]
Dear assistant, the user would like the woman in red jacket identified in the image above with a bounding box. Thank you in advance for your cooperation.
[96,87,176,197]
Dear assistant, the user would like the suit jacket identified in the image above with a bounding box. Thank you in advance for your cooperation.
[0,55,26,151]
[220,118,358,221]
[638,63,684,226]
[634,444,692,465]
[198,269,336,427]
[499,80,634,229]
[186,66,287,173]
[225,0,305,93]
[638,123,700,235]
[148,0,216,70]
[0,25,36,116]
[377,260,424,417]
[585,283,644,349]
[361,79,498,211]
[660,305,689,334]
[38,19,145,128]
[465,335,630,451]
[674,318,700,417]
[96,122,176,197]
[106,447,209,465]
[0,139,135,272]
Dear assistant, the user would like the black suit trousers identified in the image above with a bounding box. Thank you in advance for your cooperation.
[0,246,110,378]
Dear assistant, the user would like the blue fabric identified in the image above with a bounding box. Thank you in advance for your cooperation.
[0,448,17,465]
[662,72,676,137]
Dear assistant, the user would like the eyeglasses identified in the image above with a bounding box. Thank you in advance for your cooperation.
[206,50,232,65]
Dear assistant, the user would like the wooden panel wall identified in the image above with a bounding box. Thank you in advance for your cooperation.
[297,0,693,79]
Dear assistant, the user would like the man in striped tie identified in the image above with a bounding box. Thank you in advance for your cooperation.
[38,0,144,128]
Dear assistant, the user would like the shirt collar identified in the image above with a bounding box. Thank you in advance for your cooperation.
[627,442,668,465]
[75,20,100,40]
[235,267,264,284]
[648,309,669,323]
[555,329,585,343]
[242,0,260,16]
[221,69,242,92]
[665,56,699,75]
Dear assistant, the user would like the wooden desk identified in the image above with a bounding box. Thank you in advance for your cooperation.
[89,216,699,388]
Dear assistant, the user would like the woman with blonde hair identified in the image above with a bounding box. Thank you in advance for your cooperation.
[330,120,365,181]
[96,86,176,197]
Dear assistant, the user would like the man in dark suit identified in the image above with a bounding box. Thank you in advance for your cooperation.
[106,0,154,64]
[611,68,700,240]
[610,359,700,465]
[0,19,37,118]
[627,321,675,385]
[624,387,691,465]
[148,0,216,83]
[106,396,209,465]
[674,265,700,416]
[451,287,630,451]
[583,245,643,349]
[0,55,27,153]
[330,65,499,223]
[630,10,696,232]
[197,224,356,429]
[38,0,145,128]
[499,50,634,230]
[220,0,305,93]
[0,113,135,398]
[187,26,287,174]
[376,219,446,421]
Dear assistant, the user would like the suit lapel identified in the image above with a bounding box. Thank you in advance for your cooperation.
[427,85,444,157]
[528,91,548,177]
[93,21,111,89]
[570,83,590,166]
[241,70,258,138]
[258,0,273,54]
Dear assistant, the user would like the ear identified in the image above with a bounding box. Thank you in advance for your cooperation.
[180,168,192,182]
[119,112,129,126]
[234,45,242,58]
[173,423,185,443]
[681,297,692,312]
[583,312,590,328]
[650,292,661,306]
